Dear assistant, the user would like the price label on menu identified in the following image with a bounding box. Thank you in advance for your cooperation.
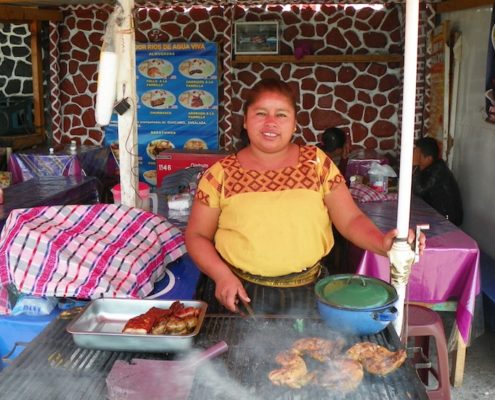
[105,42,219,186]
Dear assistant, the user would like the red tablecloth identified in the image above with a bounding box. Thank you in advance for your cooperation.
[350,196,480,343]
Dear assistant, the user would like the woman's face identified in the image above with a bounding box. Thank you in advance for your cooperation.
[243,90,296,154]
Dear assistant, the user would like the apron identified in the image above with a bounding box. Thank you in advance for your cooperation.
[198,262,326,316]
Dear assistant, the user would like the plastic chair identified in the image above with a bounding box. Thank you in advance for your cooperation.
[406,304,451,400]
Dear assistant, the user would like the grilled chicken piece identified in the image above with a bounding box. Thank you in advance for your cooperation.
[183,316,199,331]
[175,306,200,319]
[314,357,364,392]
[268,350,315,389]
[164,316,188,335]
[122,307,170,334]
[291,337,345,362]
[346,342,407,375]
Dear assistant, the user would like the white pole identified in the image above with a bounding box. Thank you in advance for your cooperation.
[396,0,419,239]
[390,0,420,337]
[116,0,139,207]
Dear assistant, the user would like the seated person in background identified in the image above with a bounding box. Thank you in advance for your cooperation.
[185,78,424,313]
[412,137,463,226]
[317,127,350,175]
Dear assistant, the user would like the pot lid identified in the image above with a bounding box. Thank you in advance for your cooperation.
[315,274,396,309]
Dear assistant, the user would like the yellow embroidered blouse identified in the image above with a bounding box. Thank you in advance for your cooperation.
[195,145,345,277]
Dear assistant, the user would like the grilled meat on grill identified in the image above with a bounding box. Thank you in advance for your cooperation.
[291,337,345,362]
[314,357,364,392]
[268,349,316,389]
[346,342,407,375]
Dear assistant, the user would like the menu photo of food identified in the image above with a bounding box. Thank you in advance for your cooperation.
[184,138,208,150]
[143,169,157,186]
[0,171,11,188]
[178,90,214,110]
[141,89,176,109]
[146,139,175,160]
[138,58,174,79]
[178,58,216,79]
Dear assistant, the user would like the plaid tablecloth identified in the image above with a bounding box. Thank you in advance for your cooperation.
[0,204,186,314]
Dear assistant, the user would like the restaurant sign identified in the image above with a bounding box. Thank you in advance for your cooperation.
[105,42,219,186]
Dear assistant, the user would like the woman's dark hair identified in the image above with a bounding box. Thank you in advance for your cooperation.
[243,78,297,114]
[236,127,250,150]
[318,127,346,153]
[415,137,439,160]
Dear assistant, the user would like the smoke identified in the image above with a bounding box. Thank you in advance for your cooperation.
[181,317,350,400]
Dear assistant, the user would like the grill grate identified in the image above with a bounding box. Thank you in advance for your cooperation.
[0,314,428,400]
[190,315,428,400]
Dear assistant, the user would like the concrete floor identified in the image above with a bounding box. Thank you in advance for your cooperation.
[451,329,495,399]
[419,310,495,399]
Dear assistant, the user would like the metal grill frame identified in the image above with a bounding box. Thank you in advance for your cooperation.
[0,313,428,400]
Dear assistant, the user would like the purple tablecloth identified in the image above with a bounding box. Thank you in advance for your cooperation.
[0,176,100,231]
[8,145,110,184]
[351,196,480,343]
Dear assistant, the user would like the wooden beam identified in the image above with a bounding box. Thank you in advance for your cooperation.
[233,54,403,66]
[0,5,63,22]
[30,19,45,140]
[435,0,494,13]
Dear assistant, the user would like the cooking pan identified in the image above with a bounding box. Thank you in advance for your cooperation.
[106,341,228,400]
[315,274,398,335]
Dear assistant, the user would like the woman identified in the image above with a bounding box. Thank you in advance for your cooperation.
[185,78,422,313]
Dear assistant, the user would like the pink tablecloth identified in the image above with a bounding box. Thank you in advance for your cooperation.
[351,196,480,343]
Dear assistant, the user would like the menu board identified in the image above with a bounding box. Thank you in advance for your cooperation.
[105,42,219,186]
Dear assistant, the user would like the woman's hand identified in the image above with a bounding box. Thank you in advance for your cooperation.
[215,274,251,313]
[383,228,426,255]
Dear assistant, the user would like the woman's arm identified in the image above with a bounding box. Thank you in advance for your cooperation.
[184,201,250,311]
[324,183,397,257]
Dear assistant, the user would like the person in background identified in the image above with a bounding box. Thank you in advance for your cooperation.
[317,126,350,175]
[185,78,424,313]
[412,137,463,226]
[317,127,351,273]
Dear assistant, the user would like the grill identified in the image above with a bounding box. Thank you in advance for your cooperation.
[0,316,428,399]
[0,278,428,400]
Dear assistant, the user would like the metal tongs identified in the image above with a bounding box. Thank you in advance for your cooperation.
[236,297,256,320]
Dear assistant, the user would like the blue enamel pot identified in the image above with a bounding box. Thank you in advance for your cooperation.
[315,274,398,335]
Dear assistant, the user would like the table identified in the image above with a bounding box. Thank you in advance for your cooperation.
[350,195,480,386]
[0,176,100,230]
[8,144,111,184]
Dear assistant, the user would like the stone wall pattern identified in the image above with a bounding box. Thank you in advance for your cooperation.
[0,2,431,153]
[0,24,33,96]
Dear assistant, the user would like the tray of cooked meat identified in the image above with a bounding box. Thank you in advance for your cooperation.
[66,298,207,353]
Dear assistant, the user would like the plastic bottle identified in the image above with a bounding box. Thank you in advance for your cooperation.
[349,176,357,187]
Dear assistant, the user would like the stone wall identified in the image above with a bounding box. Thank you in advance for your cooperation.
[0,21,51,135]
[0,2,432,152]
[0,23,33,95]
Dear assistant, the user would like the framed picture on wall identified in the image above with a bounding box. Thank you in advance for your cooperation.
[234,21,279,55]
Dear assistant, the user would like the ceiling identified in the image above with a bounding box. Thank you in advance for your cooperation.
[0,1,492,14]
[0,0,111,6]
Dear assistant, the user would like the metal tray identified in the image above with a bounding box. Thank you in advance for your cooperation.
[66,298,207,353]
